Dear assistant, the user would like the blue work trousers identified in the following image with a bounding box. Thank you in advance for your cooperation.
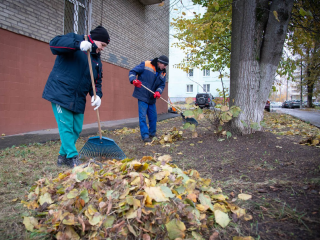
[138,100,157,140]
[51,103,84,158]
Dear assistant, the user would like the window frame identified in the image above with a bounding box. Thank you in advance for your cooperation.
[203,84,210,92]
[203,69,210,77]
[64,0,88,35]
[186,84,193,93]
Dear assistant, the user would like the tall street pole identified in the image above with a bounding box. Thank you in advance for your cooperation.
[300,58,303,108]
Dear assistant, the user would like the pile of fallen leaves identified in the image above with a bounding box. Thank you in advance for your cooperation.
[104,127,139,135]
[150,127,185,145]
[22,155,252,240]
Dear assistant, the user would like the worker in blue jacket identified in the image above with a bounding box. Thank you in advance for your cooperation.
[42,26,110,167]
[129,55,168,142]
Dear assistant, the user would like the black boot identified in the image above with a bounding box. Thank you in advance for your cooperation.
[57,155,68,166]
[143,137,151,143]
[66,155,82,168]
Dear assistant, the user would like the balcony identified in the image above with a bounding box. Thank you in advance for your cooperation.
[139,0,164,5]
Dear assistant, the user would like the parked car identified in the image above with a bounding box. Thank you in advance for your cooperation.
[195,93,215,109]
[291,100,302,108]
[282,100,293,108]
[270,101,282,108]
[265,100,270,112]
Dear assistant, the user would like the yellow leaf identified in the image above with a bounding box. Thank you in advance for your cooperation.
[238,193,252,200]
[221,106,229,111]
[212,194,228,200]
[214,210,230,228]
[154,171,169,180]
[233,237,254,240]
[57,226,80,240]
[62,213,76,225]
[187,193,197,202]
[165,219,186,239]
[158,154,172,163]
[23,217,38,232]
[128,224,138,236]
[131,177,141,186]
[87,204,98,215]
[88,213,102,225]
[67,189,79,199]
[273,10,280,22]
[126,209,138,219]
[213,203,228,213]
[196,204,208,212]
[190,143,194,146]
[145,187,168,202]
[243,214,253,221]
[39,192,53,205]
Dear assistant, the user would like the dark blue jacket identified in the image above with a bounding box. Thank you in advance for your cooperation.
[129,59,166,105]
[42,33,103,114]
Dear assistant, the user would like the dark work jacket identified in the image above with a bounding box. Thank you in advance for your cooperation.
[42,33,103,114]
[128,59,166,105]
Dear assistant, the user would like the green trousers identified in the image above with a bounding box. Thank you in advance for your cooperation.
[51,103,84,158]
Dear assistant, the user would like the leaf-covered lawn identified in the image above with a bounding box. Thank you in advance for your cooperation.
[0,111,319,239]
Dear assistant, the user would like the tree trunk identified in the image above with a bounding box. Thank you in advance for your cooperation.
[307,39,320,108]
[229,0,293,134]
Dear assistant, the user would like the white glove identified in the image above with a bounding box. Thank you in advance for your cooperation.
[80,41,92,51]
[91,95,101,110]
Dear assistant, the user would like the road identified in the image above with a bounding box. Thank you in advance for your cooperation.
[271,107,320,128]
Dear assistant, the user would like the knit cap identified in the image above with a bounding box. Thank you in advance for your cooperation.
[90,26,110,44]
[158,55,169,65]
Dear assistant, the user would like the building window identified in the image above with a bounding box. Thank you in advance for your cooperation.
[187,84,193,93]
[203,69,210,76]
[188,69,193,77]
[203,84,210,92]
[64,0,88,35]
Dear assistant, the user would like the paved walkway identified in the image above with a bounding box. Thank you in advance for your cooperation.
[272,107,320,128]
[0,113,179,150]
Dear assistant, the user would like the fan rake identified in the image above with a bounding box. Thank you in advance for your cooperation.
[79,35,126,161]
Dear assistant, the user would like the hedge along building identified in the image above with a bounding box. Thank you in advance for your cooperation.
[0,0,169,136]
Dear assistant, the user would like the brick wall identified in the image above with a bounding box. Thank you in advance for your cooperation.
[0,0,169,69]
[0,0,64,43]
[0,0,169,136]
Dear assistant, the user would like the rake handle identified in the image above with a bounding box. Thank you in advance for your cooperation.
[85,35,102,139]
[140,83,181,113]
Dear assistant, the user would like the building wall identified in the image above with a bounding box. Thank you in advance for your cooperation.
[0,0,169,69]
[168,0,230,103]
[0,0,169,136]
[169,35,230,102]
